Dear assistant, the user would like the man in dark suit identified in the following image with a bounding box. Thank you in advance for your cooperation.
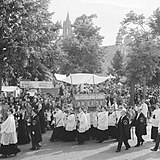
[131,106,147,147]
[116,108,131,152]
[29,108,42,150]
[38,101,46,134]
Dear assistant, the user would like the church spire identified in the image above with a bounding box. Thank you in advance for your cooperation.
[63,12,72,38]
[66,12,70,21]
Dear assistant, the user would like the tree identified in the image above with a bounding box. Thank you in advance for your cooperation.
[61,14,105,74]
[116,11,160,105]
[108,50,124,79]
[0,0,61,92]
[126,39,160,103]
[147,8,160,86]
[149,7,160,37]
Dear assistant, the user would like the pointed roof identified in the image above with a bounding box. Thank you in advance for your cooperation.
[66,12,70,21]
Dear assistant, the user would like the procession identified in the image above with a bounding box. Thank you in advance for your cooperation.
[1,0,160,159]
[0,77,159,159]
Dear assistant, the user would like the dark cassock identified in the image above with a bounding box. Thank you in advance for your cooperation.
[29,109,42,150]
[17,110,30,145]
[38,102,46,134]
[131,107,147,147]
[116,108,131,152]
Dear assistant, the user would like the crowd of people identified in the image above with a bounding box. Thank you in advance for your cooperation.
[0,82,160,158]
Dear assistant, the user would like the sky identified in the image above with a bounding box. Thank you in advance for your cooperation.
[49,0,160,46]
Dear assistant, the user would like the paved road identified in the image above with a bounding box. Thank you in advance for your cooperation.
[10,124,160,160]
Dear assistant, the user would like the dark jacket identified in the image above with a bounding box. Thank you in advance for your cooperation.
[30,114,42,144]
[117,115,131,140]
[131,112,147,135]
[38,108,46,133]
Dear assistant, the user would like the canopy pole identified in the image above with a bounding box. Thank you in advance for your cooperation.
[93,75,97,108]
[70,74,73,94]
[70,74,73,86]
[70,74,74,109]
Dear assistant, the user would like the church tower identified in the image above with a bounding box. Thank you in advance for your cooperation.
[63,12,72,38]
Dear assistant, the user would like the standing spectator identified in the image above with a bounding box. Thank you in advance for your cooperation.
[141,99,148,119]
[0,109,20,158]
[43,99,50,111]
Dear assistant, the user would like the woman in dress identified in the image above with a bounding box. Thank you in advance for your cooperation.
[0,108,21,158]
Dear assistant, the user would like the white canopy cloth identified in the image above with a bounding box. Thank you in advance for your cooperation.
[54,74,67,81]
[61,73,113,85]
[2,86,19,92]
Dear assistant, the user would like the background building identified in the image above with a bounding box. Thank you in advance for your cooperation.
[63,12,73,38]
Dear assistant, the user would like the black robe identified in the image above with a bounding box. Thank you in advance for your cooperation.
[117,115,131,140]
[38,108,46,133]
[131,112,147,136]
[17,112,30,145]
[30,115,42,146]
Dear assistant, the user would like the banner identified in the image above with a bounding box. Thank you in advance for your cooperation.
[20,81,53,89]
[74,93,105,100]
[73,93,106,109]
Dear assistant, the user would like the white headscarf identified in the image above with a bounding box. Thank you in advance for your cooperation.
[1,114,16,133]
